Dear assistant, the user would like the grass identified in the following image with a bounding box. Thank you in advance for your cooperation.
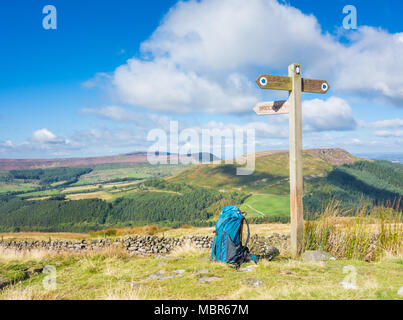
[0,246,402,300]
[240,194,290,218]
[70,163,190,186]
[66,191,117,202]
[0,182,39,194]
[304,203,403,261]
[74,168,151,185]
[16,189,60,198]
[0,232,89,241]
[64,187,181,202]
[0,208,401,300]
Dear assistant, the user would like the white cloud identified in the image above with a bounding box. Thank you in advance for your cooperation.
[140,0,336,72]
[303,97,357,132]
[31,129,59,143]
[374,130,403,137]
[113,59,257,113]
[2,140,13,148]
[334,27,403,105]
[94,0,403,114]
[366,118,403,129]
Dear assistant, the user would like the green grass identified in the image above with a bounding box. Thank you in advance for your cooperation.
[240,195,290,218]
[0,248,402,300]
[16,189,60,198]
[0,182,39,194]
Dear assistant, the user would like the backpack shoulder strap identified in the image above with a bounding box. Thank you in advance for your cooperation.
[243,217,250,248]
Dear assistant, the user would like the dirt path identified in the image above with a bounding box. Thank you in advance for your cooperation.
[245,204,265,217]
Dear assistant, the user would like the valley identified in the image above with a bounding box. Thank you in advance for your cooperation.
[0,148,401,233]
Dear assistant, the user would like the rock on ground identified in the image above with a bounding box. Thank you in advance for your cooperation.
[244,278,264,287]
[239,265,258,272]
[198,276,220,282]
[302,250,336,262]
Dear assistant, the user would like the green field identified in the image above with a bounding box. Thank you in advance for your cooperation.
[17,189,60,198]
[0,182,39,194]
[240,194,290,218]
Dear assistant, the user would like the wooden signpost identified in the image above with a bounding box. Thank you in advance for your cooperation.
[255,63,330,257]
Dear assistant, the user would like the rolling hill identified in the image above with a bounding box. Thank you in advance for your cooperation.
[168,148,358,194]
[168,148,403,216]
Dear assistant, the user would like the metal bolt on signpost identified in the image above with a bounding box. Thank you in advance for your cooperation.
[254,63,330,257]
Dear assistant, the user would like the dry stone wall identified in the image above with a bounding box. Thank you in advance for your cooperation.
[0,234,289,257]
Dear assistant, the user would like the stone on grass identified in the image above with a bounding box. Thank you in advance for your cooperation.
[147,270,184,280]
[239,265,258,272]
[173,269,185,274]
[302,250,336,262]
[198,269,209,274]
[244,278,264,287]
[147,271,166,280]
[261,246,280,261]
[397,286,403,296]
[198,276,220,282]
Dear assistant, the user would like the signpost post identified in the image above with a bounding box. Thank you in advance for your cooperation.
[255,63,330,257]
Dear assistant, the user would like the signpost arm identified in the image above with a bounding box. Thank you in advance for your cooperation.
[288,63,304,257]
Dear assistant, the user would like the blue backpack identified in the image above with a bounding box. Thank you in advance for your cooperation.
[211,205,258,268]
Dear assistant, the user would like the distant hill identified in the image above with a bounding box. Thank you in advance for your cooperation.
[169,148,403,213]
[169,148,358,194]
[0,152,219,171]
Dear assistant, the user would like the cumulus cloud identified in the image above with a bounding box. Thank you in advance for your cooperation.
[31,129,60,143]
[113,59,257,113]
[334,28,403,105]
[374,130,403,137]
[366,118,403,129]
[94,0,403,114]
[303,97,357,132]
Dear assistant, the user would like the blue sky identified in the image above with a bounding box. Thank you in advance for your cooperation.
[0,0,402,158]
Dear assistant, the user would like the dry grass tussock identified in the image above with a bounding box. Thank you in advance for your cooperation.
[0,285,61,300]
[0,232,89,241]
[305,202,402,261]
[168,242,205,257]
[89,225,170,237]
[102,282,145,300]
[0,248,52,262]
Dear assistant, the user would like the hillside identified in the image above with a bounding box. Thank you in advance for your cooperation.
[169,148,357,194]
[169,148,403,216]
